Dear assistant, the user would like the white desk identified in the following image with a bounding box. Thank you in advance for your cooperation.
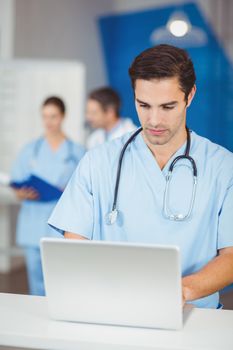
[0,293,233,350]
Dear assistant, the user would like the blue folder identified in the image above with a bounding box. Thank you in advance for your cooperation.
[10,175,63,202]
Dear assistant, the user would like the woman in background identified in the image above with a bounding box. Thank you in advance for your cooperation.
[11,96,85,296]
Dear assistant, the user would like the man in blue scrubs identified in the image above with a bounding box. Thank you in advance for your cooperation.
[49,45,233,308]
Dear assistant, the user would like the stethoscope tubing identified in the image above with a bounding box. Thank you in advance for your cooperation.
[107,126,197,224]
[31,137,77,168]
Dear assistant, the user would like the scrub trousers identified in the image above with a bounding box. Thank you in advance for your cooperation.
[24,247,45,296]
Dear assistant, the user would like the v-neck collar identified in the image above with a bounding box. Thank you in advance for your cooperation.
[133,131,194,193]
[136,132,193,169]
[44,138,67,155]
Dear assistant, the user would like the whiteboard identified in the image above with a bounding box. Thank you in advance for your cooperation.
[0,59,85,173]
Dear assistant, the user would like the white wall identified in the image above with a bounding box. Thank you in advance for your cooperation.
[0,0,14,58]
[14,0,115,91]
[112,0,189,13]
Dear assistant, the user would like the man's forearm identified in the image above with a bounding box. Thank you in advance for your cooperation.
[182,248,233,302]
[64,232,88,240]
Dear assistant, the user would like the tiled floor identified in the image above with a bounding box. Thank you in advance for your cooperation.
[0,263,28,295]
[221,287,233,310]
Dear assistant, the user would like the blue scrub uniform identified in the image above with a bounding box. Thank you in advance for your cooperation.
[49,131,233,308]
[11,138,85,295]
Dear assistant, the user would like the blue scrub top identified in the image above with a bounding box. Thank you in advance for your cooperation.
[49,131,233,308]
[11,138,85,246]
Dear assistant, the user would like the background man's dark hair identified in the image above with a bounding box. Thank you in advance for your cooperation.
[129,44,196,101]
[42,96,66,114]
[88,87,121,116]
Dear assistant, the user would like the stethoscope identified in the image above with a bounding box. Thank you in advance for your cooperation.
[106,127,197,225]
[31,137,78,169]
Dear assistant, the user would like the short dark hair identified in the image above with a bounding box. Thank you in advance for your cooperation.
[88,87,121,116]
[42,96,66,114]
[129,44,196,101]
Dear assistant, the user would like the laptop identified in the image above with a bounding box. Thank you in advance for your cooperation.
[41,238,182,330]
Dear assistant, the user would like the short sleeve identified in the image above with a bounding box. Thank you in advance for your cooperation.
[10,143,34,182]
[218,180,233,249]
[71,141,86,162]
[48,152,93,239]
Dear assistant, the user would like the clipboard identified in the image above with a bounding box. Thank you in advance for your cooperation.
[10,175,63,202]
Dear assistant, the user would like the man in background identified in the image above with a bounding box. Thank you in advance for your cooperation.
[86,87,136,149]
